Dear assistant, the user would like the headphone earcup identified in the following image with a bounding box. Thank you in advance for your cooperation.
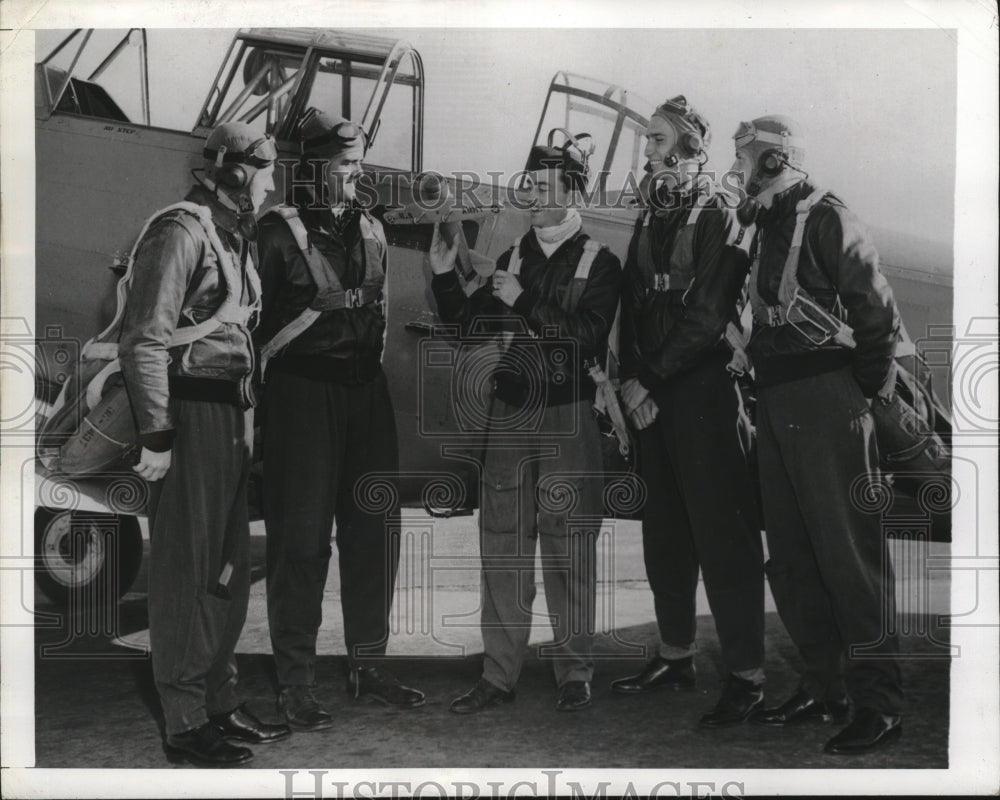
[680,131,702,157]
[217,163,248,190]
[759,150,786,178]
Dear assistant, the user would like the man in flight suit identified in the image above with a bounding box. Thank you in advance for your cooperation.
[120,121,290,766]
[256,109,424,731]
[731,115,903,754]
[610,96,767,727]
[429,142,621,713]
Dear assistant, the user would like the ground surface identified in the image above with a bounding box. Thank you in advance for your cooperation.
[32,515,951,770]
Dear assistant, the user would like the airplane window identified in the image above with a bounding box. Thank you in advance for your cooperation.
[531,79,649,206]
[207,45,304,137]
[352,72,414,171]
[306,56,347,122]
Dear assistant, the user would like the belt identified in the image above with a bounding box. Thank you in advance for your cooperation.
[169,376,246,407]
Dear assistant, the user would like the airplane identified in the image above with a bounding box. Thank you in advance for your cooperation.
[30,27,953,605]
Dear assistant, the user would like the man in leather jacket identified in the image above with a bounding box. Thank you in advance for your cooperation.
[255,108,424,731]
[120,121,290,766]
[429,142,621,713]
[610,97,767,728]
[731,115,903,754]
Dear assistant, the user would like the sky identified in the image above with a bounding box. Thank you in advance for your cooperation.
[35,26,957,250]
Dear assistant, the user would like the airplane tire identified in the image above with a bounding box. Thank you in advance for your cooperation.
[34,508,143,607]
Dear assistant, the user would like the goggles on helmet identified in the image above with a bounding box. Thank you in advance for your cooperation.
[733,120,800,151]
[203,134,278,169]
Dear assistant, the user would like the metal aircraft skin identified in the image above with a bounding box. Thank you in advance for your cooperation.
[32,28,953,600]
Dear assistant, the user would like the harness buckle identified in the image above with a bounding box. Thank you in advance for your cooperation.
[345,288,364,309]
[653,273,670,292]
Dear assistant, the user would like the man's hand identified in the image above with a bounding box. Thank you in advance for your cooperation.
[621,377,650,414]
[428,224,459,275]
[491,269,523,307]
[628,396,659,431]
[132,447,172,482]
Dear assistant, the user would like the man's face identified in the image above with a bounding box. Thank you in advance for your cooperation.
[644,115,700,190]
[729,149,758,196]
[324,143,365,205]
[523,168,571,228]
[248,164,276,213]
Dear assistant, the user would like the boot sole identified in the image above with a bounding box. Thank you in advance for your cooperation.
[163,744,254,767]
[611,682,696,696]
[450,696,515,715]
[824,724,902,755]
[284,718,335,732]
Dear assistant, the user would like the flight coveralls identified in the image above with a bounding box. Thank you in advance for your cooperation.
[747,179,903,714]
[119,186,259,737]
[619,179,765,675]
[432,228,621,690]
[255,204,398,687]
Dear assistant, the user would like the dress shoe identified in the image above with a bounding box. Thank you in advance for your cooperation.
[164,721,254,767]
[699,674,764,727]
[556,680,592,711]
[751,688,850,727]
[610,656,696,694]
[824,708,902,754]
[210,703,292,744]
[278,686,334,732]
[450,678,515,714]
[348,667,425,708]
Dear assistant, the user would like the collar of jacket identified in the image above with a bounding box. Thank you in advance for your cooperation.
[758,178,815,227]
[649,172,714,219]
[184,185,243,239]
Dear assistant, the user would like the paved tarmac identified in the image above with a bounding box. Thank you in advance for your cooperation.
[33,514,951,770]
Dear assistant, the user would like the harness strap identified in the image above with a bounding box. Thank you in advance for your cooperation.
[70,202,256,413]
[777,188,828,308]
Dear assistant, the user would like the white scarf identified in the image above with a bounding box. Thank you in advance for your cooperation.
[534,208,582,257]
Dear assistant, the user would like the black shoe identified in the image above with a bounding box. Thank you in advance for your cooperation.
[450,678,515,715]
[210,703,292,744]
[824,708,902,754]
[610,656,696,694]
[699,674,765,727]
[278,686,334,732]
[556,680,592,711]
[348,667,425,709]
[751,688,850,727]
[164,721,254,767]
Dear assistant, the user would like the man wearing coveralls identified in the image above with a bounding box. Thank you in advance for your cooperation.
[429,142,622,713]
[120,121,290,766]
[731,115,903,754]
[256,109,424,731]
[610,96,767,727]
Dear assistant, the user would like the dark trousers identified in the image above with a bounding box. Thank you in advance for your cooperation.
[756,366,903,714]
[480,398,603,691]
[639,352,765,673]
[147,400,253,736]
[264,370,400,687]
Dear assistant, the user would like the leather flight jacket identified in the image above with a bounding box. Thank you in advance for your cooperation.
[118,186,261,451]
[255,205,388,384]
[746,180,899,396]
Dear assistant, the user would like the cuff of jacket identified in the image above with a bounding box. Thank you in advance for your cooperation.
[637,368,662,392]
[511,291,534,319]
[430,269,461,291]
[139,429,175,452]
